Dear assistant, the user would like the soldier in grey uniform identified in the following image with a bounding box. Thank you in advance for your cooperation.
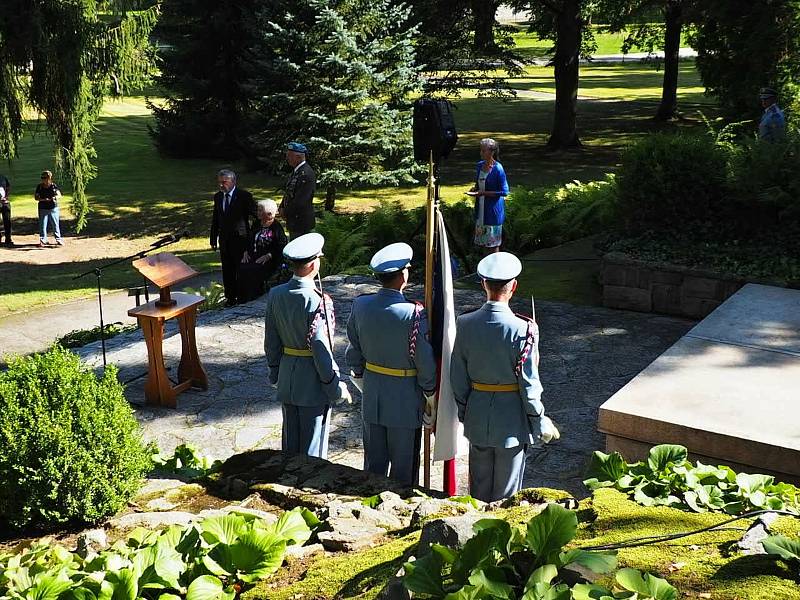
[346,243,437,484]
[264,232,351,458]
[450,252,559,502]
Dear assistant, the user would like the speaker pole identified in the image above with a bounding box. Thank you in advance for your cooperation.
[423,151,437,490]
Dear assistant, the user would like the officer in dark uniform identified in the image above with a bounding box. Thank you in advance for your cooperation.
[346,243,437,484]
[280,142,316,239]
[264,233,351,457]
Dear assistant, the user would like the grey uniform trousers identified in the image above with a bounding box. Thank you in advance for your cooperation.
[469,444,528,502]
[282,404,331,459]
[363,423,421,485]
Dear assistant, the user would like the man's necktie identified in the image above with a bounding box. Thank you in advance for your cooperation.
[224,192,231,212]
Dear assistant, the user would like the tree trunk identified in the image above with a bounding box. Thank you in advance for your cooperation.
[325,184,336,212]
[655,1,683,121]
[471,0,498,52]
[548,0,582,149]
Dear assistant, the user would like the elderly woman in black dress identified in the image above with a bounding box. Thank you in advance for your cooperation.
[238,198,287,301]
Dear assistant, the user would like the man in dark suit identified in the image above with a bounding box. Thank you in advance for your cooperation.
[210,169,256,306]
[279,142,316,238]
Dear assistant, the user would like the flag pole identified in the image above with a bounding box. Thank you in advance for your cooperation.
[423,151,436,489]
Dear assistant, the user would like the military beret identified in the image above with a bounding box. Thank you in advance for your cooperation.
[287,141,308,154]
[370,242,413,274]
[477,251,522,282]
[759,87,778,99]
[283,232,324,263]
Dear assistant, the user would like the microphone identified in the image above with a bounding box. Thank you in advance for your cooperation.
[150,230,190,247]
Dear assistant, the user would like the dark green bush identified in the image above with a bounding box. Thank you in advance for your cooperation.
[0,347,152,531]
[727,131,800,228]
[365,201,425,250]
[616,132,728,232]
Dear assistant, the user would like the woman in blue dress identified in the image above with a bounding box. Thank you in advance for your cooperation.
[467,138,509,255]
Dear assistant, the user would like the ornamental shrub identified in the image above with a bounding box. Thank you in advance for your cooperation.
[727,131,800,229]
[616,132,728,233]
[0,347,152,531]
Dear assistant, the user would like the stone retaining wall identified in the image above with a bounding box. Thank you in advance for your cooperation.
[600,252,745,319]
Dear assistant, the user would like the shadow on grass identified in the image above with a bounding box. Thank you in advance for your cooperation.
[713,554,799,584]
[0,248,218,300]
[334,541,416,598]
[440,96,716,188]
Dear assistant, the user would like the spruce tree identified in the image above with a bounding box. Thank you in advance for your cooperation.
[150,0,262,159]
[254,0,422,210]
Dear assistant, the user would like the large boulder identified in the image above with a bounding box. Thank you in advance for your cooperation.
[416,514,485,556]
[317,517,386,552]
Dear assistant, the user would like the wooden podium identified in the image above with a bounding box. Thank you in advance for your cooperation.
[128,253,208,408]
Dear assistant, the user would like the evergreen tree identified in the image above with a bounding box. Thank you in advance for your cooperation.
[0,1,158,230]
[150,0,262,159]
[692,0,800,120]
[254,0,422,210]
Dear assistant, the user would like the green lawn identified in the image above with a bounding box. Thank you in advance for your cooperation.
[0,61,715,316]
[510,23,692,60]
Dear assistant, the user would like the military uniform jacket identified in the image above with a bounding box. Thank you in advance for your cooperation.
[346,289,437,429]
[281,163,316,234]
[264,276,341,406]
[450,301,543,448]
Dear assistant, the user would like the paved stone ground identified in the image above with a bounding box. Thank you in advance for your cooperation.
[77,275,694,498]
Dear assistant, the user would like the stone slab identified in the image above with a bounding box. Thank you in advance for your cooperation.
[598,284,800,480]
[686,283,800,355]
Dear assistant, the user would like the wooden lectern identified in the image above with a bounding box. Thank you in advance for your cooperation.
[128,253,208,407]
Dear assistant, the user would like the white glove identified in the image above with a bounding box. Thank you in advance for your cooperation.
[336,381,352,405]
[422,391,436,429]
[349,374,364,394]
[538,415,560,444]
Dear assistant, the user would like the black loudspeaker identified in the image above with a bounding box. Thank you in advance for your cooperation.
[413,98,458,163]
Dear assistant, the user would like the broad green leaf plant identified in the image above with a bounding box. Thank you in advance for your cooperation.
[150,444,223,481]
[763,535,800,579]
[584,444,800,515]
[403,504,676,600]
[0,508,316,599]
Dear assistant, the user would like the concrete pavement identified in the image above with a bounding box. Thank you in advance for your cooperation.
[0,271,217,361]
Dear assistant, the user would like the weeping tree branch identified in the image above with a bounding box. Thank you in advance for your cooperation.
[0,1,159,231]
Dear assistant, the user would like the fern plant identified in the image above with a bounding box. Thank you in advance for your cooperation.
[314,212,371,277]
[184,282,226,312]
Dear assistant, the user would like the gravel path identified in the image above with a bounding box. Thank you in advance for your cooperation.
[77,275,693,497]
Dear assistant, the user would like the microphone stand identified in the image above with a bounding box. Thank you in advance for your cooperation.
[72,236,184,367]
